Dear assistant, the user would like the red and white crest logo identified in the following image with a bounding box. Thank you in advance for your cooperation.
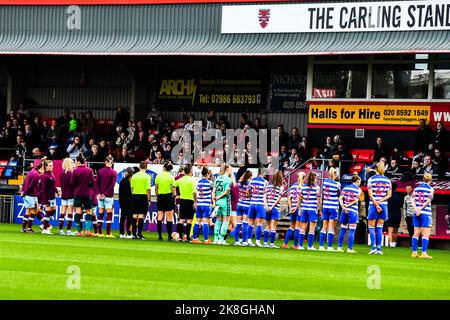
[258,9,271,29]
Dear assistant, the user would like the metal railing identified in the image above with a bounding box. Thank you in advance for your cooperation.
[0,195,14,223]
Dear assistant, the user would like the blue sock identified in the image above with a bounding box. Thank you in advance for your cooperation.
[242,222,249,242]
[308,233,314,248]
[233,223,241,242]
[293,229,300,247]
[348,228,356,250]
[327,232,334,248]
[202,223,209,241]
[270,231,276,244]
[338,226,346,248]
[284,228,293,245]
[369,226,376,250]
[319,231,326,247]
[247,225,254,241]
[255,225,262,241]
[376,225,383,250]
[263,230,269,243]
[85,214,92,231]
[298,231,305,248]
[193,223,200,239]
[412,236,419,252]
[422,237,429,253]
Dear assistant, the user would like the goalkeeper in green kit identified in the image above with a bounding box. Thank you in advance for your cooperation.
[213,164,232,245]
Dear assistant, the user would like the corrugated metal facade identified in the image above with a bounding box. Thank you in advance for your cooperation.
[0,1,449,55]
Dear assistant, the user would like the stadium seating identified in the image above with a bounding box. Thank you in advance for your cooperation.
[350,149,374,163]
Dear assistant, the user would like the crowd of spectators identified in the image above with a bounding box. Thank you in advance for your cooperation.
[0,104,448,180]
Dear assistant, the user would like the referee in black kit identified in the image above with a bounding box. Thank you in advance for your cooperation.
[130,161,151,240]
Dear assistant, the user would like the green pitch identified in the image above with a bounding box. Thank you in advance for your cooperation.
[0,224,449,300]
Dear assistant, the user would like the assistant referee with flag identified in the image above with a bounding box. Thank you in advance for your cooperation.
[131,161,151,240]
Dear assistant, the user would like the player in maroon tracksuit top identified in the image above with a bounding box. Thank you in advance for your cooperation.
[59,158,75,235]
[95,156,117,237]
[71,155,95,236]
[39,160,57,234]
[21,162,44,232]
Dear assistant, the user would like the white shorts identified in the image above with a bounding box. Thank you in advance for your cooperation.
[98,197,114,210]
[230,211,237,217]
[23,196,38,209]
[61,198,74,206]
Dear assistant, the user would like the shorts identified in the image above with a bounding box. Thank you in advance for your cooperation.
[133,195,149,215]
[42,199,57,208]
[322,208,339,221]
[196,206,212,219]
[230,211,236,217]
[23,196,38,209]
[265,208,281,221]
[290,210,298,222]
[157,194,175,212]
[387,214,401,228]
[300,210,318,223]
[61,198,74,206]
[98,197,114,210]
[248,204,265,220]
[368,204,388,221]
[179,199,195,220]
[74,196,93,210]
[339,210,358,225]
[236,205,249,217]
[413,214,432,228]
[216,201,231,217]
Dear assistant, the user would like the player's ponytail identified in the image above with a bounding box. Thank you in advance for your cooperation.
[240,170,252,186]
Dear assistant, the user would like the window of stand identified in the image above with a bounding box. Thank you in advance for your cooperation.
[310,54,450,100]
[371,63,429,99]
[312,64,367,99]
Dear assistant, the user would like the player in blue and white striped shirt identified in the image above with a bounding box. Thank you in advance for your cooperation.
[337,175,362,253]
[298,172,321,250]
[411,173,434,259]
[246,167,268,247]
[192,167,214,243]
[319,168,340,251]
[263,170,284,248]
[367,162,392,255]
[233,170,252,246]
[283,171,306,249]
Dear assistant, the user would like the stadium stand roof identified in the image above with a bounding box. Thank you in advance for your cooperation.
[0,1,449,55]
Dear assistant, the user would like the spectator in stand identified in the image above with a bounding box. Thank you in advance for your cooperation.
[206,109,217,130]
[41,119,50,141]
[86,144,103,174]
[402,160,421,182]
[239,114,249,129]
[253,117,266,132]
[321,136,334,162]
[164,143,173,161]
[15,135,28,163]
[17,103,30,120]
[23,124,38,148]
[402,185,415,246]
[288,153,302,170]
[32,116,45,144]
[66,136,87,160]
[44,145,59,160]
[11,118,22,139]
[114,106,130,131]
[152,150,165,164]
[412,149,425,166]
[332,143,352,176]
[298,136,311,160]
[77,112,85,133]
[415,118,433,152]
[373,137,389,162]
[155,113,170,135]
[31,147,42,159]
[390,145,404,164]
[333,135,342,151]
[277,124,289,152]
[81,111,95,147]
[278,145,290,170]
[68,112,78,136]
[387,182,403,247]
[149,142,161,162]
[117,147,133,163]
[97,139,109,160]
[0,127,14,148]
[432,148,449,180]
[116,131,131,150]
[184,114,195,133]
[288,127,302,151]
[419,155,438,176]
[46,119,60,146]
[57,109,71,141]
[386,159,403,177]
[433,121,448,152]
